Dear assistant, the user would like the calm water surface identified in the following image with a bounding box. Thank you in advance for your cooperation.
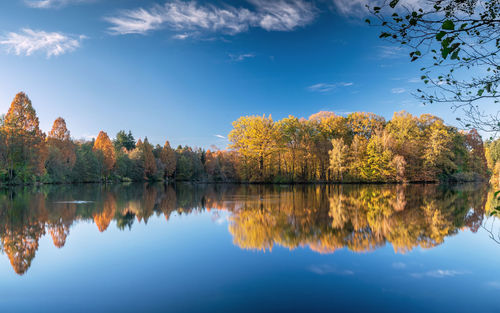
[0,183,499,312]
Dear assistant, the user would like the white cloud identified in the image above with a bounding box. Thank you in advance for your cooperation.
[105,0,317,36]
[391,87,406,94]
[377,45,404,59]
[249,0,316,31]
[25,0,94,8]
[0,28,85,57]
[308,82,353,93]
[214,134,226,139]
[229,53,255,62]
[172,33,191,40]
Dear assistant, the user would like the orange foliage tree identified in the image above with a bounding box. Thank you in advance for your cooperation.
[142,138,157,179]
[46,117,76,181]
[93,131,116,177]
[159,140,176,180]
[1,92,46,182]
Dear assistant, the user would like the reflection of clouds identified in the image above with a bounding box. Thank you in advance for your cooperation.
[411,269,465,278]
[215,216,228,225]
[55,201,93,204]
[210,211,228,225]
[308,264,354,276]
[485,281,500,289]
[392,262,406,269]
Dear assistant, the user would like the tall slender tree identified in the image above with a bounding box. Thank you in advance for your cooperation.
[93,131,116,178]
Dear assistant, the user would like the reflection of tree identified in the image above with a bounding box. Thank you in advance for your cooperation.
[93,193,117,232]
[0,191,47,275]
[0,183,491,275]
[47,201,77,248]
[49,224,70,248]
[1,224,45,275]
[228,184,488,254]
[481,190,500,244]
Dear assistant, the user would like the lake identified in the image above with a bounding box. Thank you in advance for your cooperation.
[0,183,499,312]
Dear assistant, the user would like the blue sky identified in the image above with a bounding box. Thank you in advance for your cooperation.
[0,0,485,148]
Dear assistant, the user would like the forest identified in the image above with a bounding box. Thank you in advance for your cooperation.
[0,92,499,185]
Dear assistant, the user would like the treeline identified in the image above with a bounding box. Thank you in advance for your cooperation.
[0,92,495,184]
[229,111,492,183]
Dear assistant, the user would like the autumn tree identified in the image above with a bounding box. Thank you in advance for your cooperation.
[347,112,385,139]
[142,138,157,180]
[2,92,47,182]
[422,120,456,180]
[329,138,349,181]
[464,129,488,178]
[360,130,396,181]
[229,115,279,181]
[93,131,116,178]
[279,116,304,180]
[385,111,424,181]
[159,141,176,180]
[309,112,350,180]
[486,138,500,185]
[46,117,76,182]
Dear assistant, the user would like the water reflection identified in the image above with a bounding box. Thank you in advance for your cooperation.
[0,183,494,275]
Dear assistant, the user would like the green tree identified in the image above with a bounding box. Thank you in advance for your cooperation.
[114,130,136,151]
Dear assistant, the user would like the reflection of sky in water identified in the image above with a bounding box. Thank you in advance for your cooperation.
[0,184,498,312]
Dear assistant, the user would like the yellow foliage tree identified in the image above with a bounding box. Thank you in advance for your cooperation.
[229,115,279,181]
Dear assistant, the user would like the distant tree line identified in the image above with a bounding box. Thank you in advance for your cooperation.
[0,92,496,185]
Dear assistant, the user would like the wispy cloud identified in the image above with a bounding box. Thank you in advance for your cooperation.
[377,45,405,59]
[408,77,421,83]
[214,134,226,139]
[25,0,95,8]
[0,28,85,57]
[391,87,406,94]
[229,53,255,62]
[105,0,317,36]
[172,33,192,40]
[308,82,353,93]
[411,269,465,279]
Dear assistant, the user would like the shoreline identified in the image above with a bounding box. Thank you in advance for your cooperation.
[0,179,488,187]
